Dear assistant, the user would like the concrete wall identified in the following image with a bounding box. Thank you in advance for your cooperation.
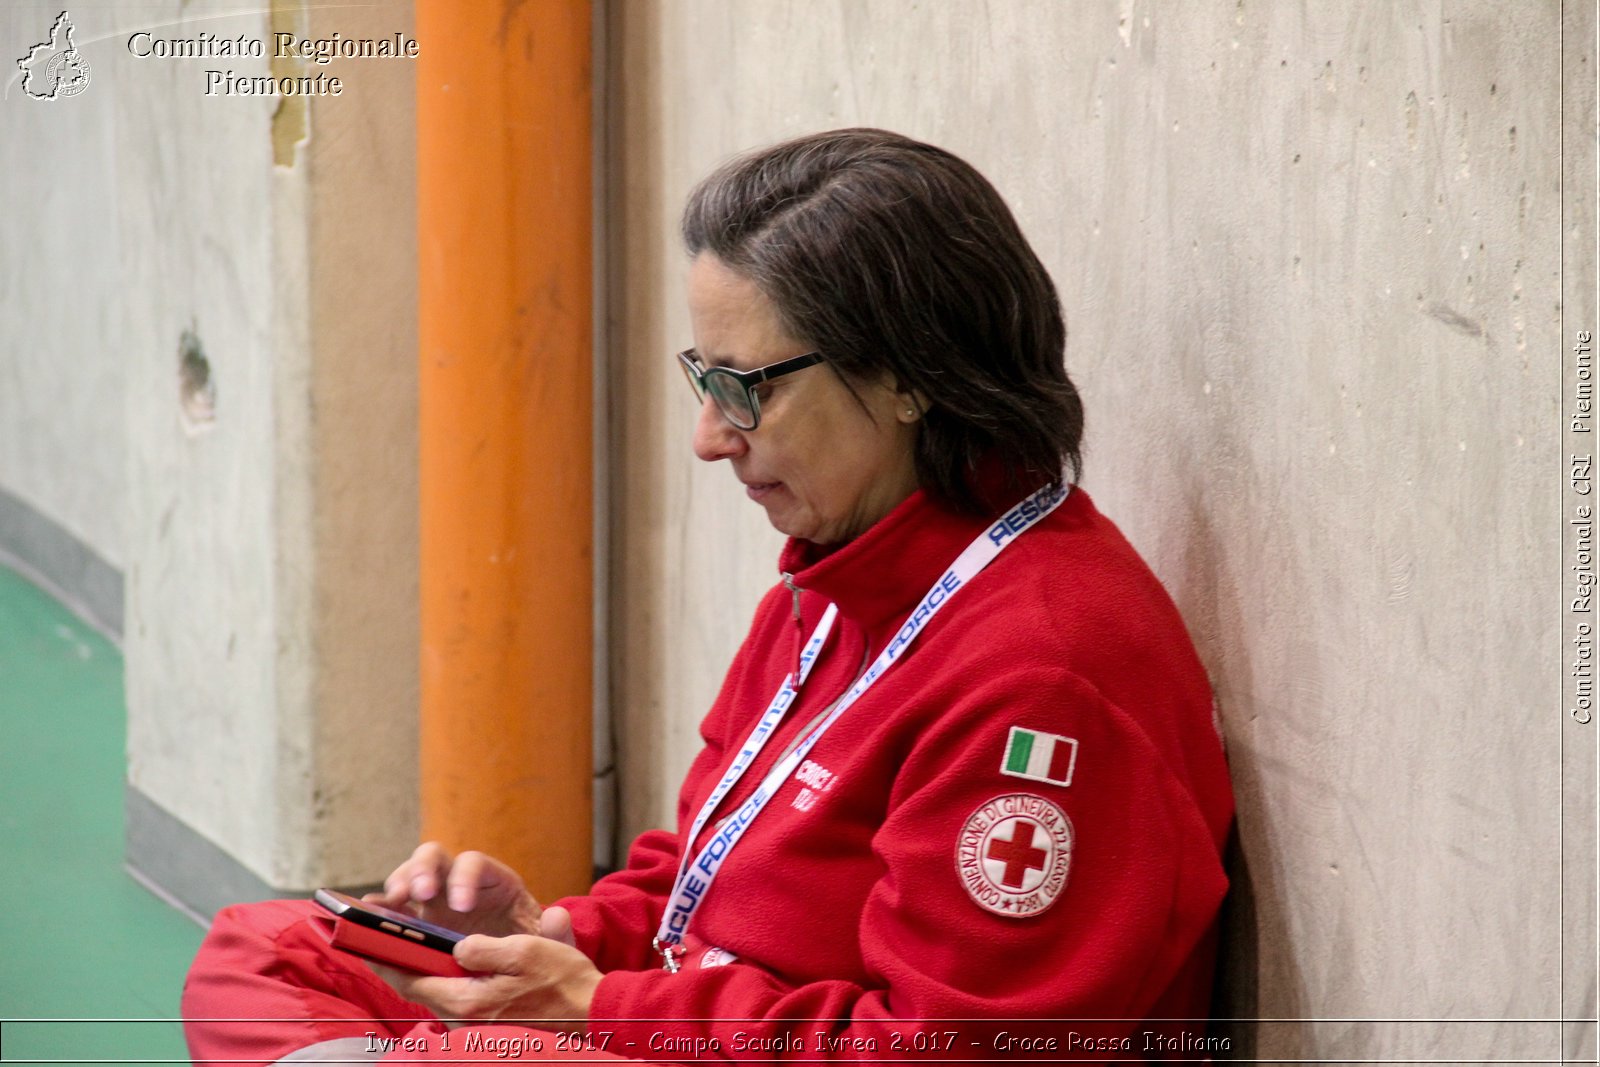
[0,6,125,572]
[1,0,420,910]
[118,0,420,902]
[604,1,1590,1059]
[0,3,129,633]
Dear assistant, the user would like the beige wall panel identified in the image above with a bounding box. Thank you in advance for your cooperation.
[300,0,420,890]
[608,0,1576,1055]
[1561,2,1598,1059]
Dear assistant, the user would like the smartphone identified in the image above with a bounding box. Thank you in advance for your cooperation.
[312,888,473,977]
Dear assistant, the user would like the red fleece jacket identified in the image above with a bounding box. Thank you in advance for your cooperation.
[559,484,1232,1061]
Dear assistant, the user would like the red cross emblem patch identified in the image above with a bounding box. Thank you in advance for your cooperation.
[955,793,1073,917]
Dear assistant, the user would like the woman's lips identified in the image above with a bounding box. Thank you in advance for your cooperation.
[745,481,781,501]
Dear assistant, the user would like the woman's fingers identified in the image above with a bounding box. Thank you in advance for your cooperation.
[364,961,463,1021]
[452,933,530,974]
[444,850,488,912]
[368,936,598,1027]
[444,850,526,914]
[381,841,453,907]
[368,943,521,1022]
[376,844,535,937]
[538,905,576,948]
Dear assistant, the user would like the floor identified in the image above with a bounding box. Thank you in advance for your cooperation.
[0,563,204,1065]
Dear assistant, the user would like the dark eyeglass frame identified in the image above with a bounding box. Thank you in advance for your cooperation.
[676,348,825,430]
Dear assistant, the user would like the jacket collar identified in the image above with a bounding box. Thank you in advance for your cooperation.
[778,486,996,642]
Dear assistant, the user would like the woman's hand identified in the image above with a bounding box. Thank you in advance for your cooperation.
[368,932,602,1030]
[371,842,551,941]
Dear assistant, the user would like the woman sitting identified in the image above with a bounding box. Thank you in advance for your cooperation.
[184,127,1232,1065]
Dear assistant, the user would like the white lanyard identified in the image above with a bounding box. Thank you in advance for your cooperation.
[652,477,1073,971]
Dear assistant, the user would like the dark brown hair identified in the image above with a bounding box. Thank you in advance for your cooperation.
[681,127,1083,514]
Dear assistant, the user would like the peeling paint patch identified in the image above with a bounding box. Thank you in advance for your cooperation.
[271,97,307,167]
[179,329,217,435]
[270,0,307,167]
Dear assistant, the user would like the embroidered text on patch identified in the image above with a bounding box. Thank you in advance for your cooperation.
[792,758,837,811]
[1001,726,1078,786]
[955,793,1073,917]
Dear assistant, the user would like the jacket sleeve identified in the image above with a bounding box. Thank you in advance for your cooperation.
[556,719,735,974]
[585,666,1230,1060]
[555,586,794,975]
[554,831,679,974]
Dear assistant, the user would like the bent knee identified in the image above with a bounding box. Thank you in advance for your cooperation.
[208,898,323,941]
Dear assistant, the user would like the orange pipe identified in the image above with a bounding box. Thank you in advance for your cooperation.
[416,0,593,901]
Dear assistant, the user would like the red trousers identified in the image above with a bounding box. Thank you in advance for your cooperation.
[182,899,638,1066]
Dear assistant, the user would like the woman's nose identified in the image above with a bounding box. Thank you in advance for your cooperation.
[691,396,747,462]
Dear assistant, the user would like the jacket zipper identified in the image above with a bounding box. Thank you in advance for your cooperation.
[781,571,804,678]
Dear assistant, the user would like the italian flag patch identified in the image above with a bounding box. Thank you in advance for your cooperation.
[1001,727,1078,787]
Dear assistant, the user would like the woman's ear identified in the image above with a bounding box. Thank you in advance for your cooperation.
[864,371,927,424]
[895,386,930,423]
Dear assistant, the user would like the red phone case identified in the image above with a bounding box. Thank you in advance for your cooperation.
[309,913,472,978]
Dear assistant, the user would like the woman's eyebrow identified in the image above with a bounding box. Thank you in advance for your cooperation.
[697,349,739,370]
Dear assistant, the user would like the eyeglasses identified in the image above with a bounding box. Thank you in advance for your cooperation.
[676,348,824,430]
